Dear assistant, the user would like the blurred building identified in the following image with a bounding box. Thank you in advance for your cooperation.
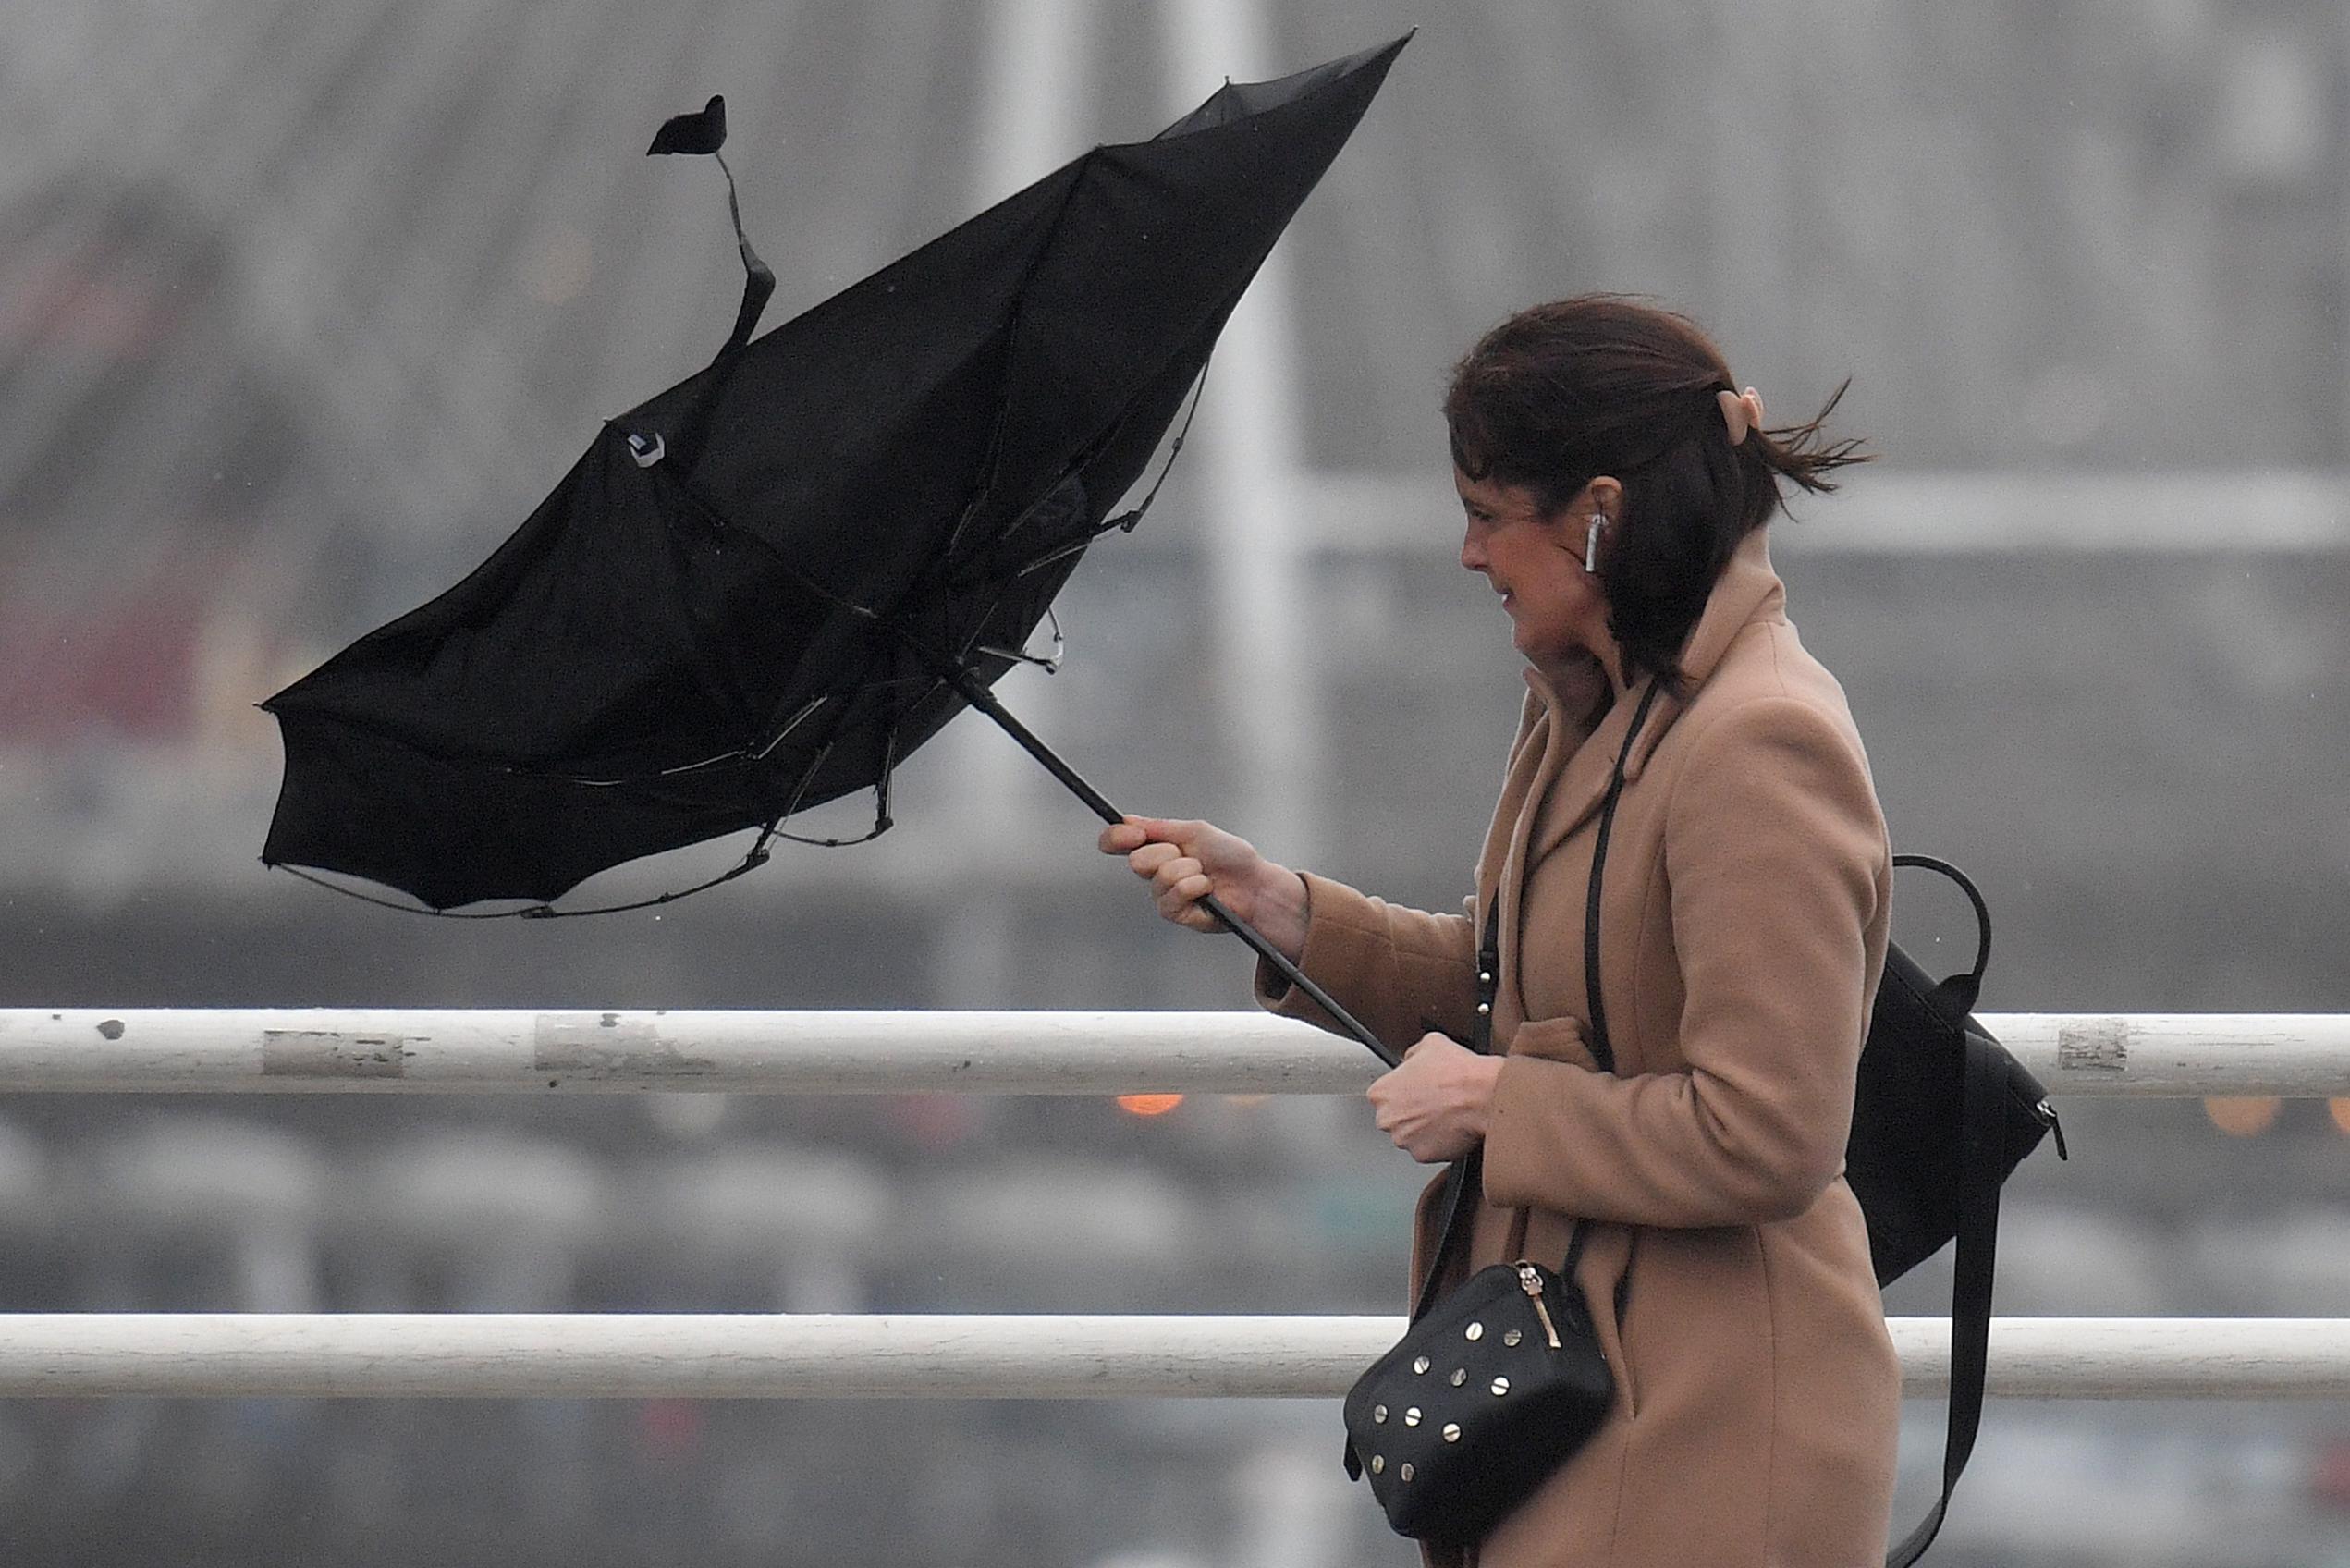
[2,0,2347,1564]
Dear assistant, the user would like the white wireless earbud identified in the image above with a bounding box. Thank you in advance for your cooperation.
[1585,515,1606,574]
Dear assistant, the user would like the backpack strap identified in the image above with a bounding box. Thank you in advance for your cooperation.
[1886,1026,2011,1567]
[1891,852,1992,1014]
[1880,851,2010,1565]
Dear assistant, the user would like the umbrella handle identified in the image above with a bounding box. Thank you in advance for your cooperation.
[943,668,1401,1067]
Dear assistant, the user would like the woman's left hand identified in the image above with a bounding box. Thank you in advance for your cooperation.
[1369,1033,1506,1163]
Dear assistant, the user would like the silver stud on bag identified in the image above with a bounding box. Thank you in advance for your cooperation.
[1503,1328,1524,1347]
[1400,1464,1415,1482]
[1491,1377,1512,1396]
[1373,1404,1387,1423]
[1413,1356,1430,1375]
[1370,1454,1384,1475]
[1465,1322,1484,1341]
[1404,1407,1422,1427]
[1443,1424,1462,1442]
[1449,1367,1466,1387]
[1477,970,1493,984]
[1475,1001,1491,1015]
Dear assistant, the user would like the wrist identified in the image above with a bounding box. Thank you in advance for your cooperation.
[1255,864,1310,962]
[1469,1053,1506,1138]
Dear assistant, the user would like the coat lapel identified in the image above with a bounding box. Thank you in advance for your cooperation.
[1472,529,1789,1034]
[1522,527,1788,871]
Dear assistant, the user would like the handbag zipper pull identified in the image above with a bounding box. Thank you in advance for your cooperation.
[1516,1262,1562,1349]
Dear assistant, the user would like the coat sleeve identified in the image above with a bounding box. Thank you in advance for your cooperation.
[1480,696,1886,1227]
[1252,873,1479,1056]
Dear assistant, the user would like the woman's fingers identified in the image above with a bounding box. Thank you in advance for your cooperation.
[1126,840,1180,877]
[1100,815,1206,857]
[1145,853,1201,890]
[1100,814,1261,933]
[1151,860,1210,914]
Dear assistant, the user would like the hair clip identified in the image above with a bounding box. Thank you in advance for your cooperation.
[1716,386,1766,447]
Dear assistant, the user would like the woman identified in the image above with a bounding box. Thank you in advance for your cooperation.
[1101,297,1900,1567]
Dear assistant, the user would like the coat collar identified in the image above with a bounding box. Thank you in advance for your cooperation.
[1506,525,1787,877]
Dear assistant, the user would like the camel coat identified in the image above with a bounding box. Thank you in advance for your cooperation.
[1260,528,1901,1567]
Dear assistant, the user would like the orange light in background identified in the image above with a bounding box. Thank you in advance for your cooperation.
[2330,1098,2350,1136]
[2203,1096,2282,1136]
[1116,1094,1184,1118]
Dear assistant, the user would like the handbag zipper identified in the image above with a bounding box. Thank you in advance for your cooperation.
[1515,1262,1562,1349]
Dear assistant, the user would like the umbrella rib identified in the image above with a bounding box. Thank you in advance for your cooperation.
[1010,347,1214,580]
[939,153,1100,566]
[272,864,532,920]
[769,719,901,850]
[975,606,1063,674]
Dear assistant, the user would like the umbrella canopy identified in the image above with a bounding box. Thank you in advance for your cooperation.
[262,36,1409,914]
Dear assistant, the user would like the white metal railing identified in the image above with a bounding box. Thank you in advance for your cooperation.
[4,1008,2344,1403]
[2,1010,2346,1096]
[0,1315,2342,1401]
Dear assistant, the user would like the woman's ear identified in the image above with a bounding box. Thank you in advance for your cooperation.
[1573,477,1622,573]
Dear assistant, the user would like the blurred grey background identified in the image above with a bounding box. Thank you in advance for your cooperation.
[3,0,2348,1563]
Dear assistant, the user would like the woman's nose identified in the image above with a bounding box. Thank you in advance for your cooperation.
[1459,527,1487,573]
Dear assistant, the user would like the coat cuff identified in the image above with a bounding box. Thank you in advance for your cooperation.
[1252,871,1370,1019]
[1480,1052,1597,1213]
[1250,873,1476,1054]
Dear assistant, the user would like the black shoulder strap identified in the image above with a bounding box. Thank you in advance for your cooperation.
[1584,680,1661,1074]
[1407,896,1502,1322]
[1410,680,1664,1320]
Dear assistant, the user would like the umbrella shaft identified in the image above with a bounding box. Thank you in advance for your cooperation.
[945,668,1399,1066]
[948,670,1122,825]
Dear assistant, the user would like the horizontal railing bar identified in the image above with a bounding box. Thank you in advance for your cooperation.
[0,1011,2344,1096]
[0,1316,2339,1400]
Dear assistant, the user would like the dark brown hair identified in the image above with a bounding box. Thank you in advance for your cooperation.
[1444,295,1867,687]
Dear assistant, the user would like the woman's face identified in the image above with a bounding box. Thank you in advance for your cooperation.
[1454,468,1617,674]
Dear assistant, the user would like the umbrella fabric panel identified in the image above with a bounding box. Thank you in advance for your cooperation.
[265,428,801,774]
[632,168,1072,599]
[989,62,1404,504]
[265,708,772,911]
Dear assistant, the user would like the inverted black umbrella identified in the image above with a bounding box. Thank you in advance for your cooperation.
[263,37,1412,1063]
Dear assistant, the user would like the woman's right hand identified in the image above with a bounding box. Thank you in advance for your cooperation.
[1096,815,1309,962]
